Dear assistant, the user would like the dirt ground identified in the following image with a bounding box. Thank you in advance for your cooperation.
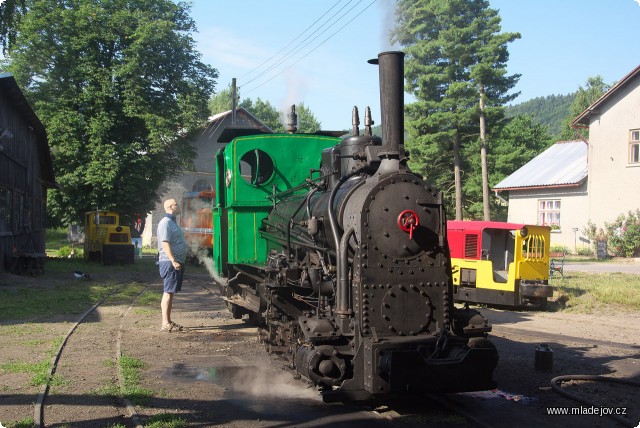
[1,267,639,427]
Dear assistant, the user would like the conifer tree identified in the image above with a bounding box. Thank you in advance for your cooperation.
[393,0,519,219]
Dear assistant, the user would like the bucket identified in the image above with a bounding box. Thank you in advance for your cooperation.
[535,343,553,371]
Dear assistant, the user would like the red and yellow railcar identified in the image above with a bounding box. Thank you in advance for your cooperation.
[447,221,552,308]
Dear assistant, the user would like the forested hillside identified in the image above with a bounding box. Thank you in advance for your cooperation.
[505,93,575,138]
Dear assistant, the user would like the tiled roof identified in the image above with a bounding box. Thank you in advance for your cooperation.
[493,140,587,191]
[206,107,273,133]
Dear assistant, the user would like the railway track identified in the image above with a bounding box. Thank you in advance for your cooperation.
[33,273,154,428]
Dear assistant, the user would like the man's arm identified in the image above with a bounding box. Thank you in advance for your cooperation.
[161,241,182,270]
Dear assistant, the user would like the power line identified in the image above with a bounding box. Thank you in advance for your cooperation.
[239,0,346,81]
[242,0,378,96]
[242,0,361,88]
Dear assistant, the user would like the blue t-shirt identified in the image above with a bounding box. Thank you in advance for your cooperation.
[157,214,187,263]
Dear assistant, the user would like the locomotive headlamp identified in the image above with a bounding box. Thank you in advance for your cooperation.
[520,226,529,238]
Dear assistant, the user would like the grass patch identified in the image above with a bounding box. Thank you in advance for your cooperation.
[143,413,187,428]
[1,337,65,385]
[0,360,66,386]
[135,289,162,307]
[104,282,149,304]
[45,227,69,256]
[8,418,36,428]
[0,323,48,336]
[120,355,154,405]
[44,256,160,275]
[92,382,120,397]
[92,355,155,405]
[0,282,118,321]
[550,271,640,312]
[22,339,47,346]
[133,307,158,316]
[1,360,49,378]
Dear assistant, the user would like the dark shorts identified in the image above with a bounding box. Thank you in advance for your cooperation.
[159,261,184,294]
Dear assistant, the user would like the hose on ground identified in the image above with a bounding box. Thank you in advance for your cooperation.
[551,374,640,427]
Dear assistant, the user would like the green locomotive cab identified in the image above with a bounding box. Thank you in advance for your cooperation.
[213,133,340,280]
[213,132,340,322]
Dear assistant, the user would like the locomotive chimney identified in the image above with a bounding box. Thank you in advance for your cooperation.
[287,105,298,133]
[369,51,404,158]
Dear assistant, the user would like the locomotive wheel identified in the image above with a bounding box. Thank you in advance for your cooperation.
[227,302,243,319]
[245,311,263,327]
[468,337,496,350]
[524,296,548,310]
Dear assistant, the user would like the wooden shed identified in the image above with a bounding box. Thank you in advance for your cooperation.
[0,73,56,273]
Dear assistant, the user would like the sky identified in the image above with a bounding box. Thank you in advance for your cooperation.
[187,0,640,131]
[1,0,638,129]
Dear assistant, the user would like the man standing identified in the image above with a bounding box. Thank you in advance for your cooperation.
[157,198,188,332]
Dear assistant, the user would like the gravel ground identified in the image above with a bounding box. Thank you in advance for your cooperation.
[0,267,639,428]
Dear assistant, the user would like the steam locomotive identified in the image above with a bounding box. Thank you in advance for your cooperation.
[212,52,498,402]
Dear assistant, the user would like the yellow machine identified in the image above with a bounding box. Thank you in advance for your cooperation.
[84,211,134,265]
[448,221,552,308]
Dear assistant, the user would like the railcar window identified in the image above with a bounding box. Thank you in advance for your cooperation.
[109,233,129,243]
[98,216,116,225]
[239,149,274,186]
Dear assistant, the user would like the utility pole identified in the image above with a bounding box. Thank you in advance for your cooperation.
[231,78,237,126]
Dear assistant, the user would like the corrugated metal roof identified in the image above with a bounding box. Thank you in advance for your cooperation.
[493,140,587,191]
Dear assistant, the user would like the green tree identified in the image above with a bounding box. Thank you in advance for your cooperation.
[208,86,236,115]
[0,0,27,54]
[208,89,321,134]
[505,93,575,139]
[209,89,286,133]
[464,114,551,220]
[560,75,610,140]
[2,0,217,225]
[392,0,519,220]
[240,97,286,133]
[295,102,321,133]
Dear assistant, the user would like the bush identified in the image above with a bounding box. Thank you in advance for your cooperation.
[576,247,593,256]
[57,245,83,258]
[550,245,570,254]
[605,209,640,257]
[583,211,640,258]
